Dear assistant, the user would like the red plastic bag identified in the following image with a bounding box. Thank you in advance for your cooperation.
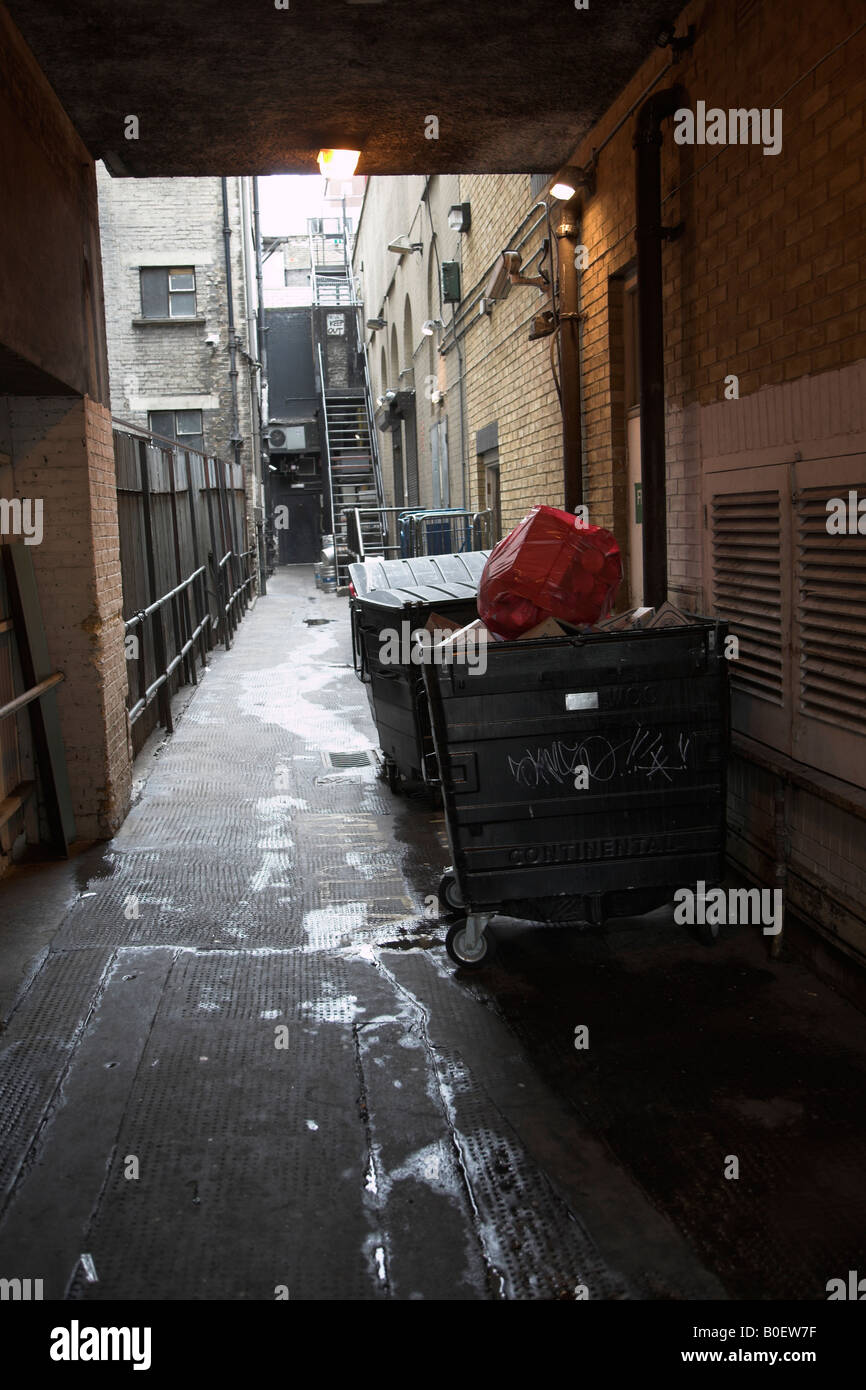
[478,505,622,640]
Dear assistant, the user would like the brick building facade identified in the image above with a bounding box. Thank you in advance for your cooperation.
[354,0,866,972]
[96,170,264,556]
[353,175,468,520]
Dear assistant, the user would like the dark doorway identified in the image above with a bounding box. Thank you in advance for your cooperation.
[403,400,419,506]
[392,429,405,508]
[277,490,322,563]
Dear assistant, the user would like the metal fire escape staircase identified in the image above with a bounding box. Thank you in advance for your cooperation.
[309,222,355,306]
[312,219,385,589]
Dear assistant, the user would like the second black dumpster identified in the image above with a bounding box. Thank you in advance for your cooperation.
[349,551,490,790]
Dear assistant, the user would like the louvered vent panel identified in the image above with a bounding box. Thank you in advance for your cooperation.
[796,486,866,734]
[712,490,783,704]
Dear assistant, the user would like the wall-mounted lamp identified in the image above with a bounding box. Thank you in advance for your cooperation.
[387,235,424,256]
[447,203,472,233]
[366,317,387,330]
[316,148,361,179]
[398,368,414,380]
[551,160,596,201]
[422,318,444,336]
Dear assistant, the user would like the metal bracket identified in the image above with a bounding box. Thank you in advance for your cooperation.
[656,22,696,60]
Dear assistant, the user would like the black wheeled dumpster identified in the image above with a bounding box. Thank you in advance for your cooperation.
[422,617,729,967]
[349,551,490,790]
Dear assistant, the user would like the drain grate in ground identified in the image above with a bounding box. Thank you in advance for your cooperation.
[327,750,372,768]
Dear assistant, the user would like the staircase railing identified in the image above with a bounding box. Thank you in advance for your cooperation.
[357,324,385,510]
[316,341,339,552]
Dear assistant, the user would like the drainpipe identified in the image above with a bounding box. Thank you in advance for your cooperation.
[634,83,685,607]
[252,175,268,594]
[554,196,585,511]
[222,182,246,475]
[220,177,244,558]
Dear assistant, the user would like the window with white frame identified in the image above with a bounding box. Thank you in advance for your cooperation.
[148,409,204,455]
[139,267,197,319]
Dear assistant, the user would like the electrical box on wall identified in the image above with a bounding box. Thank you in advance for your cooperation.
[440,261,461,304]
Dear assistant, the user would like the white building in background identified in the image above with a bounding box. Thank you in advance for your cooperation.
[96,169,265,546]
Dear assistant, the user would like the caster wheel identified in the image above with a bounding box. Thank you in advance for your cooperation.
[446,920,493,970]
[438,871,465,914]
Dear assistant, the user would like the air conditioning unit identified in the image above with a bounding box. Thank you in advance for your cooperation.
[268,425,306,452]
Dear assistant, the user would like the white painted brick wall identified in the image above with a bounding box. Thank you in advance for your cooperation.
[97,168,257,470]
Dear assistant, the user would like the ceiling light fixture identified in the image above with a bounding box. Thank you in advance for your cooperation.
[316,149,361,179]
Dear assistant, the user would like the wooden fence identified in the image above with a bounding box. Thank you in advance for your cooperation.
[114,423,254,755]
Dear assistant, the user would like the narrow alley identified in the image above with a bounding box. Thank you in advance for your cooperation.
[2,569,864,1303]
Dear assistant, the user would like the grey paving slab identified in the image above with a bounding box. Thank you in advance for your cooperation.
[1,568,863,1302]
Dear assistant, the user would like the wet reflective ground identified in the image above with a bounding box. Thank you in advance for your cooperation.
[0,567,863,1300]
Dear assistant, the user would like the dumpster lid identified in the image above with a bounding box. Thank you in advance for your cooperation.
[350,550,490,606]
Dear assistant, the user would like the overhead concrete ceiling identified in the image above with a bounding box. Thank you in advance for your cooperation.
[7,0,681,177]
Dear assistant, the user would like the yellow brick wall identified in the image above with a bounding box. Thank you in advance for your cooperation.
[451,0,866,602]
[454,175,564,534]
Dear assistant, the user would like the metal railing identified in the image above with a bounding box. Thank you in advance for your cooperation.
[124,566,210,727]
[405,509,493,557]
[346,507,494,563]
[217,546,257,649]
[357,326,385,504]
[114,420,253,741]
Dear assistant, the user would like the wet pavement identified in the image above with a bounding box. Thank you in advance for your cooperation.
[0,565,864,1301]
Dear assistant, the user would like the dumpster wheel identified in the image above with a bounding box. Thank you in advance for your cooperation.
[438,871,465,914]
[446,917,494,970]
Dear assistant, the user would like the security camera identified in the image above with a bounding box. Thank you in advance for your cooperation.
[205,333,220,348]
[387,235,423,256]
[484,251,521,302]
[485,248,548,302]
